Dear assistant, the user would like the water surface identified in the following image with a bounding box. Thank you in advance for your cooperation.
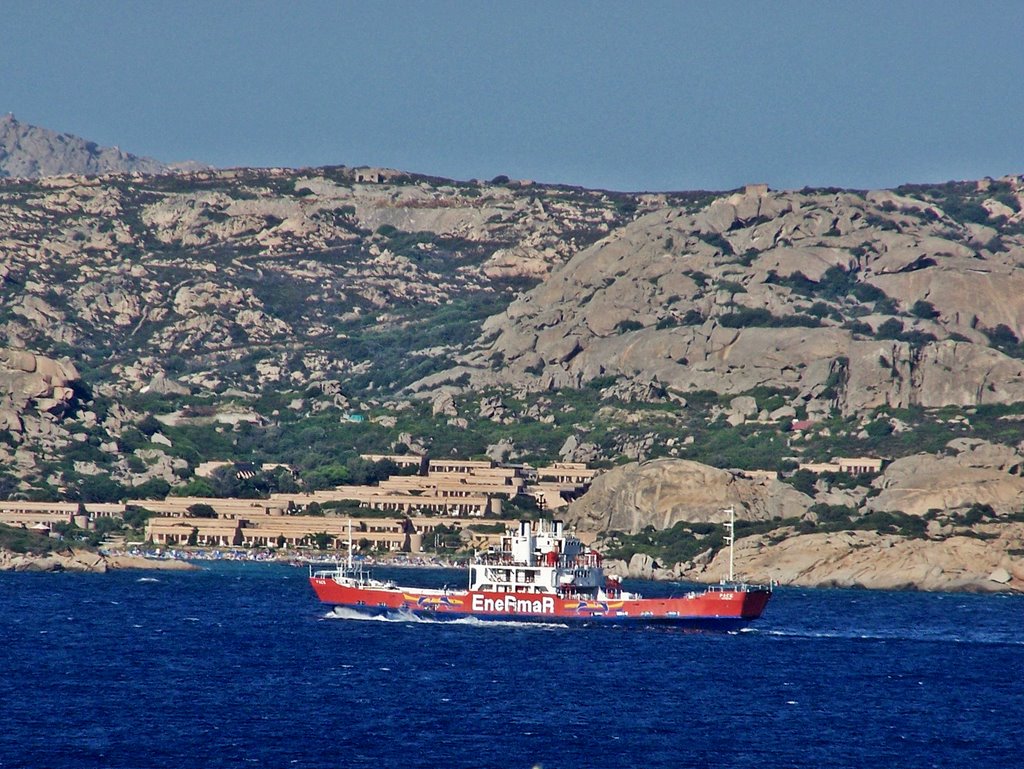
[2,563,1021,768]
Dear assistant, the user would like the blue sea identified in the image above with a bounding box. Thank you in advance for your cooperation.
[1,562,1022,769]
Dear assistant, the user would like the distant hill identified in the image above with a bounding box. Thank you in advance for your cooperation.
[0,114,205,179]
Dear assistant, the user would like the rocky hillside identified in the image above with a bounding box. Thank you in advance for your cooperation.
[566,452,1024,592]
[447,182,1024,420]
[3,154,1024,591]
[0,163,645,497]
[0,114,195,179]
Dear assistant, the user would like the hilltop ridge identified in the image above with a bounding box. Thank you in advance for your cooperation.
[0,114,205,179]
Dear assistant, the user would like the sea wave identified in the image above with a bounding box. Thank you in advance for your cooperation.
[740,626,1024,647]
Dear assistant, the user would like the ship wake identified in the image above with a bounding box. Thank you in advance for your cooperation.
[322,607,567,629]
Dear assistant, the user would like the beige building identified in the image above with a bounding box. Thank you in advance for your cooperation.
[427,458,496,474]
[0,501,127,531]
[536,462,599,485]
[143,496,287,519]
[360,454,425,471]
[146,513,506,553]
[798,457,883,475]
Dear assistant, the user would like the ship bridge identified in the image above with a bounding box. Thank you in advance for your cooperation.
[469,519,605,596]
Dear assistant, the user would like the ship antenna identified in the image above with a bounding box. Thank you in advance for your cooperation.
[724,506,735,583]
[347,518,353,570]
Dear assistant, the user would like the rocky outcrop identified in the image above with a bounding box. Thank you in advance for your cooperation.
[0,348,81,432]
[0,547,199,572]
[4,139,1024,532]
[460,183,1024,416]
[564,458,813,535]
[577,444,1024,592]
[677,524,1024,593]
[868,439,1024,516]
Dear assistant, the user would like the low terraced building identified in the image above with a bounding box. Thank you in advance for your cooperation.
[146,513,504,552]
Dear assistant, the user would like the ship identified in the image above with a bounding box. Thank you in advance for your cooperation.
[309,510,772,628]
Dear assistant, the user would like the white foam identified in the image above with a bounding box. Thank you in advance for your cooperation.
[321,607,567,629]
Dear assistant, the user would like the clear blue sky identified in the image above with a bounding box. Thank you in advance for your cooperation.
[3,1,1022,191]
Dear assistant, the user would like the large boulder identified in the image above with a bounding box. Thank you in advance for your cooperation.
[0,349,80,419]
[564,458,812,537]
[868,440,1024,516]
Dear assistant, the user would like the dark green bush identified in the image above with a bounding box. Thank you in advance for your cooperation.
[910,300,939,320]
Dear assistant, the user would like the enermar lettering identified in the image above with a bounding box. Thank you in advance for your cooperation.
[471,594,556,614]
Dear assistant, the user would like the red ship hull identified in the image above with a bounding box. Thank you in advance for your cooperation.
[310,577,771,628]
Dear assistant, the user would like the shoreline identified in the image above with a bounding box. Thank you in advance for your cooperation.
[104,546,470,570]
[6,544,1022,595]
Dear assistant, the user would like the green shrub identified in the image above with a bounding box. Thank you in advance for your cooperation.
[717,280,746,294]
[864,419,894,438]
[876,319,904,340]
[187,503,218,518]
[718,308,821,329]
[699,233,734,255]
[809,503,857,523]
[129,478,171,500]
[853,510,926,538]
[910,300,939,320]
[123,505,154,529]
[76,475,126,503]
[0,523,62,554]
[787,469,817,496]
[719,308,774,328]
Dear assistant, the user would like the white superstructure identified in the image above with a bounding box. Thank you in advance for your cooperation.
[469,519,627,600]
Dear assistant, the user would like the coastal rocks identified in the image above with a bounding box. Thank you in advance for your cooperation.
[988,567,1012,584]
[0,547,108,573]
[478,395,512,423]
[143,373,190,396]
[842,339,1024,415]
[564,458,813,536]
[485,439,516,462]
[1,157,631,453]
[602,553,662,580]
[431,391,459,418]
[599,377,683,405]
[0,547,199,573]
[682,524,1024,593]
[102,554,199,571]
[627,552,660,579]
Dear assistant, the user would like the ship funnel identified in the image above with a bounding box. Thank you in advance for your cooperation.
[519,520,530,537]
[553,519,564,537]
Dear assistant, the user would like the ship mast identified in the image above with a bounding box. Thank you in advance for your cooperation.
[723,506,735,583]
[347,518,353,570]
